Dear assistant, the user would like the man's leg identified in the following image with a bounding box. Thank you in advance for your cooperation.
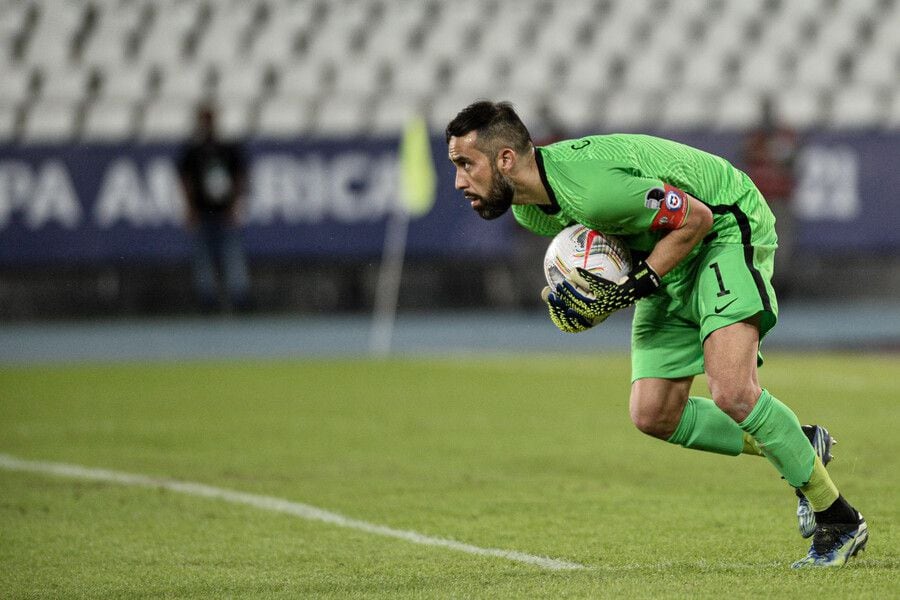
[192,222,220,311]
[630,293,762,458]
[630,377,759,457]
[704,318,867,567]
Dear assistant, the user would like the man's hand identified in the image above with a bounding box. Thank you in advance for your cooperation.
[541,286,608,333]
[554,260,661,322]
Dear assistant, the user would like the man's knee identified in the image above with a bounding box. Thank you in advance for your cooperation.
[629,378,691,440]
[708,379,761,422]
[629,407,675,439]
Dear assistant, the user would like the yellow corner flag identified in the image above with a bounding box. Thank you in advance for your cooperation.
[398,115,437,217]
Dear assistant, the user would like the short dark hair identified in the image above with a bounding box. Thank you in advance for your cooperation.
[444,100,532,157]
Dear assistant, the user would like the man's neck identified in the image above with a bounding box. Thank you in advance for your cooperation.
[511,147,552,206]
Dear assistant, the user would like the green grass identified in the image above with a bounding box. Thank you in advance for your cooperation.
[1,353,898,599]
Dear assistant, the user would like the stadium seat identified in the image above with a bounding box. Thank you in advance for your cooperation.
[79,2,145,70]
[829,87,885,129]
[247,3,316,65]
[275,60,327,102]
[446,57,507,99]
[214,61,269,104]
[659,90,716,130]
[851,48,900,89]
[603,90,652,132]
[216,98,255,141]
[0,103,18,142]
[715,88,764,131]
[192,2,260,67]
[680,52,735,92]
[331,57,390,97]
[314,96,369,137]
[738,48,793,94]
[154,62,214,104]
[21,98,79,142]
[792,50,847,91]
[139,98,194,141]
[19,1,85,69]
[37,64,93,103]
[562,51,618,96]
[390,58,447,97]
[774,87,824,129]
[133,1,202,65]
[96,63,153,104]
[81,97,136,141]
[369,92,429,136]
[256,94,313,138]
[506,54,565,96]
[1,0,898,142]
[551,90,600,134]
[0,65,35,106]
[429,91,484,131]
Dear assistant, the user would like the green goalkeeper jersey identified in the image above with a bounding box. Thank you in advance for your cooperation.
[513,134,776,277]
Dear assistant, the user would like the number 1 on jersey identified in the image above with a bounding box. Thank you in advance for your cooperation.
[709,262,731,297]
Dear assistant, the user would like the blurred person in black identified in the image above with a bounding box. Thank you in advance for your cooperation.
[742,96,800,296]
[177,102,252,313]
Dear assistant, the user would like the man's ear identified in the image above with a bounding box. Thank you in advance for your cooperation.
[496,147,516,174]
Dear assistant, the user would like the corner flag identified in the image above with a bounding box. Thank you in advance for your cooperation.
[398,115,437,217]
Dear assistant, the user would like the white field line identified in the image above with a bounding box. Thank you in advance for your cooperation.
[0,453,587,571]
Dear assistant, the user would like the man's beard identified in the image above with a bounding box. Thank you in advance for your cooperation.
[474,167,515,220]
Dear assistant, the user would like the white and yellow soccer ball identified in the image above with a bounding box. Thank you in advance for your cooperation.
[543,224,632,292]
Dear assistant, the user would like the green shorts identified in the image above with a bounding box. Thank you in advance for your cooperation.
[631,242,779,382]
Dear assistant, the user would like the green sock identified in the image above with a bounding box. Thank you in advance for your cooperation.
[667,396,744,456]
[738,389,815,487]
[742,433,765,457]
[800,455,840,511]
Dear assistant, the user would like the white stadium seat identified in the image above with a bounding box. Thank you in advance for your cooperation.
[21,98,79,142]
[0,65,35,106]
[314,96,368,137]
[96,63,152,104]
[659,90,716,130]
[214,62,268,104]
[38,65,92,103]
[369,92,429,136]
[602,90,652,132]
[256,94,313,138]
[139,98,194,141]
[775,87,824,130]
[155,62,214,104]
[0,0,897,142]
[81,98,136,141]
[0,102,18,142]
[829,88,885,129]
[715,88,764,131]
[217,98,255,141]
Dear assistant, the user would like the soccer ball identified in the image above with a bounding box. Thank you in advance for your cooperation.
[543,224,631,291]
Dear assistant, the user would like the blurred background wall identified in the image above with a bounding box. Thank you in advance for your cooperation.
[1,0,899,320]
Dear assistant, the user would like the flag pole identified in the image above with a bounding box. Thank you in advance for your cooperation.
[369,203,409,356]
[369,115,437,355]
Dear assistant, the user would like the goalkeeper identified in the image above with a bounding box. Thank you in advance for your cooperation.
[445,100,867,568]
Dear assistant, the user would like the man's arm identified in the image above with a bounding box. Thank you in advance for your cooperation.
[643,194,713,278]
[545,193,714,329]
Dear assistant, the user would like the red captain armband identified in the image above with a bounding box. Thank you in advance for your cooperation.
[649,183,689,231]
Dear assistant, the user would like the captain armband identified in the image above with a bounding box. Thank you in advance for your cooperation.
[645,184,690,231]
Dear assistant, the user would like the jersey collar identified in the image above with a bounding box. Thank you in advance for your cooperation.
[534,147,561,215]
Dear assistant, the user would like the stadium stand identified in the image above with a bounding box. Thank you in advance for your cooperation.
[1,0,899,142]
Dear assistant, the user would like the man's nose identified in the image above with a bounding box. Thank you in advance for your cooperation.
[454,171,467,190]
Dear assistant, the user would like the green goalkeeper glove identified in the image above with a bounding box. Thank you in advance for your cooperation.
[554,260,661,323]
